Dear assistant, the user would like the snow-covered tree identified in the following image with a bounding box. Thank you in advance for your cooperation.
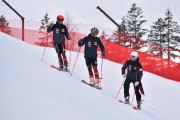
[163,8,180,60]
[64,12,77,33]
[147,8,180,62]
[126,3,148,49]
[100,30,108,39]
[111,3,148,49]
[37,13,52,46]
[63,12,78,50]
[0,15,12,35]
[148,18,166,57]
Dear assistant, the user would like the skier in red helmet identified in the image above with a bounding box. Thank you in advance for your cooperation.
[47,15,71,71]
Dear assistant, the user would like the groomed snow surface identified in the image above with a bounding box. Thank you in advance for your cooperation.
[0,32,180,120]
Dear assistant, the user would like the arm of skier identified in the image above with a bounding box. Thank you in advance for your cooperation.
[78,38,85,47]
[97,38,105,57]
[137,64,143,81]
[134,64,143,87]
[64,26,71,40]
[47,23,54,33]
[122,61,128,78]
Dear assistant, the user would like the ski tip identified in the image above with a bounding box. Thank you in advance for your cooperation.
[118,100,123,102]
[133,106,137,109]
[51,65,54,68]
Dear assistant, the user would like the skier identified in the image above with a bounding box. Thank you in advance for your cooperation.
[47,15,71,71]
[78,27,105,89]
[122,51,143,109]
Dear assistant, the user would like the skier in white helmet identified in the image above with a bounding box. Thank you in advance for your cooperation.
[122,51,144,109]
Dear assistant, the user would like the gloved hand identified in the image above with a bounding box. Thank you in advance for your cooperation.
[134,81,140,87]
[101,51,105,57]
[78,39,83,47]
[63,49,66,53]
[68,36,72,40]
[49,22,54,27]
[122,74,126,79]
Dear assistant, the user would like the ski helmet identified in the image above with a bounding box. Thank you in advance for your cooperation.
[130,51,139,61]
[90,27,99,36]
[57,15,64,21]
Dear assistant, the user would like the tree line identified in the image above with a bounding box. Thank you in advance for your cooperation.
[0,3,179,62]
[108,3,180,61]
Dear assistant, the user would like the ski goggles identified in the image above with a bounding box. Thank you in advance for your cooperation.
[130,55,136,58]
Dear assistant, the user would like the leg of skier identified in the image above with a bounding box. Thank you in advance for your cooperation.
[133,82,142,109]
[62,43,68,71]
[62,53,68,71]
[54,44,64,70]
[93,66,101,89]
[86,58,95,86]
[57,52,64,70]
[92,58,101,89]
[124,79,131,104]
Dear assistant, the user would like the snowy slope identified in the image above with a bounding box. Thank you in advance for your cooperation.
[0,32,180,120]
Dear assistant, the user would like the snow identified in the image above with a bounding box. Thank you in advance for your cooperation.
[139,46,149,52]
[0,32,180,120]
[171,51,180,56]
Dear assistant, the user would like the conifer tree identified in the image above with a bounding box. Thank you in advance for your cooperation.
[0,15,12,35]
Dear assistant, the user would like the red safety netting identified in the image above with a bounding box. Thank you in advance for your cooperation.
[101,40,180,82]
[2,27,180,82]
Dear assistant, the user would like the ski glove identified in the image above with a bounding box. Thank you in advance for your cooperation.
[68,36,72,40]
[122,74,126,79]
[134,81,140,87]
[102,51,105,57]
[78,39,83,47]
[50,23,54,27]
[63,49,66,53]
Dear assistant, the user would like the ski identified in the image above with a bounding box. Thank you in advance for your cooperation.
[118,99,144,110]
[51,65,61,71]
[132,105,139,110]
[118,99,128,104]
[51,65,69,72]
[81,80,93,87]
[81,80,101,90]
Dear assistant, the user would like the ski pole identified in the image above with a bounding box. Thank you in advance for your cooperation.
[131,86,136,105]
[99,57,103,87]
[70,47,81,76]
[41,46,46,62]
[41,32,49,62]
[115,78,125,98]
[69,42,72,73]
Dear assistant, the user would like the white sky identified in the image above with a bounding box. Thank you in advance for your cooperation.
[0,0,180,31]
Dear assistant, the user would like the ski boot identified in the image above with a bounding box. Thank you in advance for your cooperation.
[59,64,64,71]
[137,101,142,110]
[64,63,68,72]
[94,84,101,89]
[94,78,101,89]
[89,76,95,87]
[125,96,130,104]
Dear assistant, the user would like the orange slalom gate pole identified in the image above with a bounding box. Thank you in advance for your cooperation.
[115,78,125,98]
